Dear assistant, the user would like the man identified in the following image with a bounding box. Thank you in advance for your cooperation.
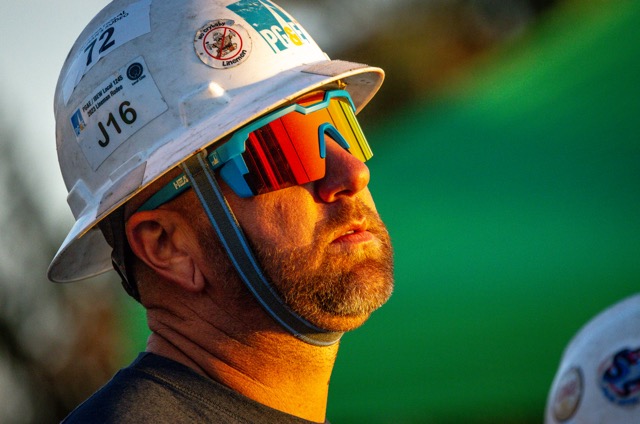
[545,294,640,423]
[49,0,392,422]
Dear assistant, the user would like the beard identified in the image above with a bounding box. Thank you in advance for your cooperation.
[248,198,394,332]
[196,196,394,333]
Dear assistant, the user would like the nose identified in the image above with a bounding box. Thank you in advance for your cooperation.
[315,137,370,203]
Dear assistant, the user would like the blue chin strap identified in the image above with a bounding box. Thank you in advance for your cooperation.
[181,152,343,347]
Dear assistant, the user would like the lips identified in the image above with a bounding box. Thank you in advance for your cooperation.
[331,220,372,244]
[324,199,383,246]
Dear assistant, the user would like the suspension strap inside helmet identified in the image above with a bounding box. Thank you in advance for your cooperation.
[181,152,343,346]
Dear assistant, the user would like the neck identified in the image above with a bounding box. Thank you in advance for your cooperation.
[145,305,339,423]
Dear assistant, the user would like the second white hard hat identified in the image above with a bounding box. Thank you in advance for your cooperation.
[545,293,640,423]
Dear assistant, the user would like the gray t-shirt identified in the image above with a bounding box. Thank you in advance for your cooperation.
[62,352,328,423]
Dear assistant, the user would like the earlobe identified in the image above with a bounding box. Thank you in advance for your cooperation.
[126,210,206,293]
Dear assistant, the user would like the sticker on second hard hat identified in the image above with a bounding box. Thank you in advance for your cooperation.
[599,346,640,407]
[70,56,168,171]
[550,366,583,422]
[194,19,252,69]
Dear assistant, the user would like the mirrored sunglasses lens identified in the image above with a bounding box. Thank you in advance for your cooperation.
[238,93,371,196]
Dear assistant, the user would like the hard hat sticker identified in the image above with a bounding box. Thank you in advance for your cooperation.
[550,366,583,422]
[227,0,312,54]
[62,0,152,105]
[70,56,168,171]
[599,347,640,406]
[194,20,252,69]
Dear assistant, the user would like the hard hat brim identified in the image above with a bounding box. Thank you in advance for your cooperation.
[48,59,384,283]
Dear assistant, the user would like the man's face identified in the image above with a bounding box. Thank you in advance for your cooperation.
[214,136,394,332]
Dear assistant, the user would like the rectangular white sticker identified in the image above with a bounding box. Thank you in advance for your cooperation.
[70,56,168,170]
[62,0,152,105]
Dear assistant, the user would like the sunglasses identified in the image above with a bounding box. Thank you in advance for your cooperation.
[138,89,372,211]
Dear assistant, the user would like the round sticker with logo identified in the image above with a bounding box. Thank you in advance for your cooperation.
[599,347,640,406]
[551,366,583,422]
[194,19,252,69]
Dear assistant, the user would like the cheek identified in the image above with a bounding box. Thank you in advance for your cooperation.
[233,188,321,250]
[264,197,320,249]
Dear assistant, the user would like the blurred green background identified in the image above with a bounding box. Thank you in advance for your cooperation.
[1,0,638,423]
[328,1,640,422]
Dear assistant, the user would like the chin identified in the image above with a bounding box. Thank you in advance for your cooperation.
[312,312,375,333]
[304,282,394,333]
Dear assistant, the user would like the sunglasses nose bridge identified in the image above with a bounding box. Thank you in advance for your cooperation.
[318,123,350,158]
[317,124,328,160]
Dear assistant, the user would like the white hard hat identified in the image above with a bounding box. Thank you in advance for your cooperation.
[545,293,640,423]
[49,0,384,282]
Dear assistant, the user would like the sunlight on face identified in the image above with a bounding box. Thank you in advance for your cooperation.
[252,198,394,331]
[224,184,394,332]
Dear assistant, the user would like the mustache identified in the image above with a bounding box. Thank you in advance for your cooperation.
[320,198,389,240]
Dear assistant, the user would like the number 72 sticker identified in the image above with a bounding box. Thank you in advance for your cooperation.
[70,56,168,171]
[62,0,152,105]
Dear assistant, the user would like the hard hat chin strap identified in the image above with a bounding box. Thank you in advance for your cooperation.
[99,206,141,302]
[181,152,343,347]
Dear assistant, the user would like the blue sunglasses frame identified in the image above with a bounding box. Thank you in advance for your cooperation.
[138,89,360,212]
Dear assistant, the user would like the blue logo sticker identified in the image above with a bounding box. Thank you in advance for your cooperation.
[71,109,86,136]
[600,347,640,406]
[227,0,310,54]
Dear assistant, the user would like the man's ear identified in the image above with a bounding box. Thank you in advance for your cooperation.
[125,210,206,293]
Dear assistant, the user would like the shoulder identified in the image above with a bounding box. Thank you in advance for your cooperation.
[62,352,240,423]
[62,352,322,424]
